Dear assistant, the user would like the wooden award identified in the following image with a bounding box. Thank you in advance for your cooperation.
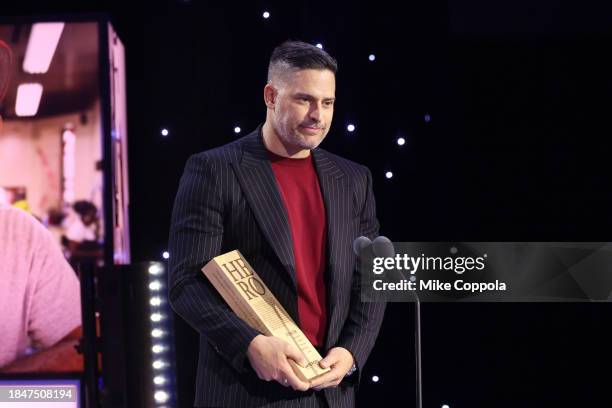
[201,250,330,382]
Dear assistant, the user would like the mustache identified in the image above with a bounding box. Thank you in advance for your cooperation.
[300,123,325,129]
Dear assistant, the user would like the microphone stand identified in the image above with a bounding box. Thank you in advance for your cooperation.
[357,236,423,408]
[410,285,423,408]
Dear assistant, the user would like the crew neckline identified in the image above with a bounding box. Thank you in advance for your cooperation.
[266,149,313,167]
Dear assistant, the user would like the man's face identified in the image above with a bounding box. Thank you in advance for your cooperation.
[269,68,336,153]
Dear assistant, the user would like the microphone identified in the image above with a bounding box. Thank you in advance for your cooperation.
[352,234,422,408]
[352,235,396,258]
[352,236,372,256]
[372,236,395,258]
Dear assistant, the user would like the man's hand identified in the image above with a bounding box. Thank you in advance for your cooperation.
[0,326,83,373]
[246,334,310,391]
[309,347,355,390]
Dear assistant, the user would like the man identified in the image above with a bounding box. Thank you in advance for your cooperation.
[0,39,82,373]
[0,206,83,372]
[169,40,385,407]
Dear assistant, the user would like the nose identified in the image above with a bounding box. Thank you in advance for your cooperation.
[308,102,322,122]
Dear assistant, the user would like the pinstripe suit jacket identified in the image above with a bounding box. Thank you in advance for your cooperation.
[168,127,386,407]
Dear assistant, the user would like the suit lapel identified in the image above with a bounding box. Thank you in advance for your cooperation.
[312,149,352,349]
[231,129,297,289]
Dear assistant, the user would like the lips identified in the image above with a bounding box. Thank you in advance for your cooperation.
[300,125,322,135]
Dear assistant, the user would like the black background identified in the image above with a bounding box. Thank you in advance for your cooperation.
[4,1,612,406]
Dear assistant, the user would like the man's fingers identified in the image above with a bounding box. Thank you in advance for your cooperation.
[309,367,341,389]
[319,349,341,369]
[319,375,342,389]
[284,344,308,367]
[319,357,335,369]
[312,379,340,391]
[280,363,310,391]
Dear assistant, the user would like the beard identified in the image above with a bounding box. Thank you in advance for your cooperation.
[274,118,328,152]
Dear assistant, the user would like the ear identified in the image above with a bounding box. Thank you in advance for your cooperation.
[263,84,277,109]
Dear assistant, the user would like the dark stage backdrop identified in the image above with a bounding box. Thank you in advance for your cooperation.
[4,1,612,407]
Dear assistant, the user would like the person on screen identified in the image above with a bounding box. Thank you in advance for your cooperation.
[0,206,83,373]
[0,39,83,373]
[64,200,100,243]
[168,40,385,407]
[62,200,103,265]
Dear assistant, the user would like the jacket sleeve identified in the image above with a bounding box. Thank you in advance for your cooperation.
[336,166,387,383]
[167,154,260,373]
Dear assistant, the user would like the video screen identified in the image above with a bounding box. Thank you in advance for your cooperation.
[0,22,102,374]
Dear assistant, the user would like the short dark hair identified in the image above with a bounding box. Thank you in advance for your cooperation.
[267,40,337,83]
[74,200,98,217]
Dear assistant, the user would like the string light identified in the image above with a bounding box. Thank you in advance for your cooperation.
[154,391,169,403]
[152,360,166,370]
[147,262,174,406]
[148,264,163,275]
[149,281,162,291]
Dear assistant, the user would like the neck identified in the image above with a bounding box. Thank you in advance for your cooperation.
[262,120,310,159]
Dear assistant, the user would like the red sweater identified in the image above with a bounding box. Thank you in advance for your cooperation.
[268,151,328,347]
